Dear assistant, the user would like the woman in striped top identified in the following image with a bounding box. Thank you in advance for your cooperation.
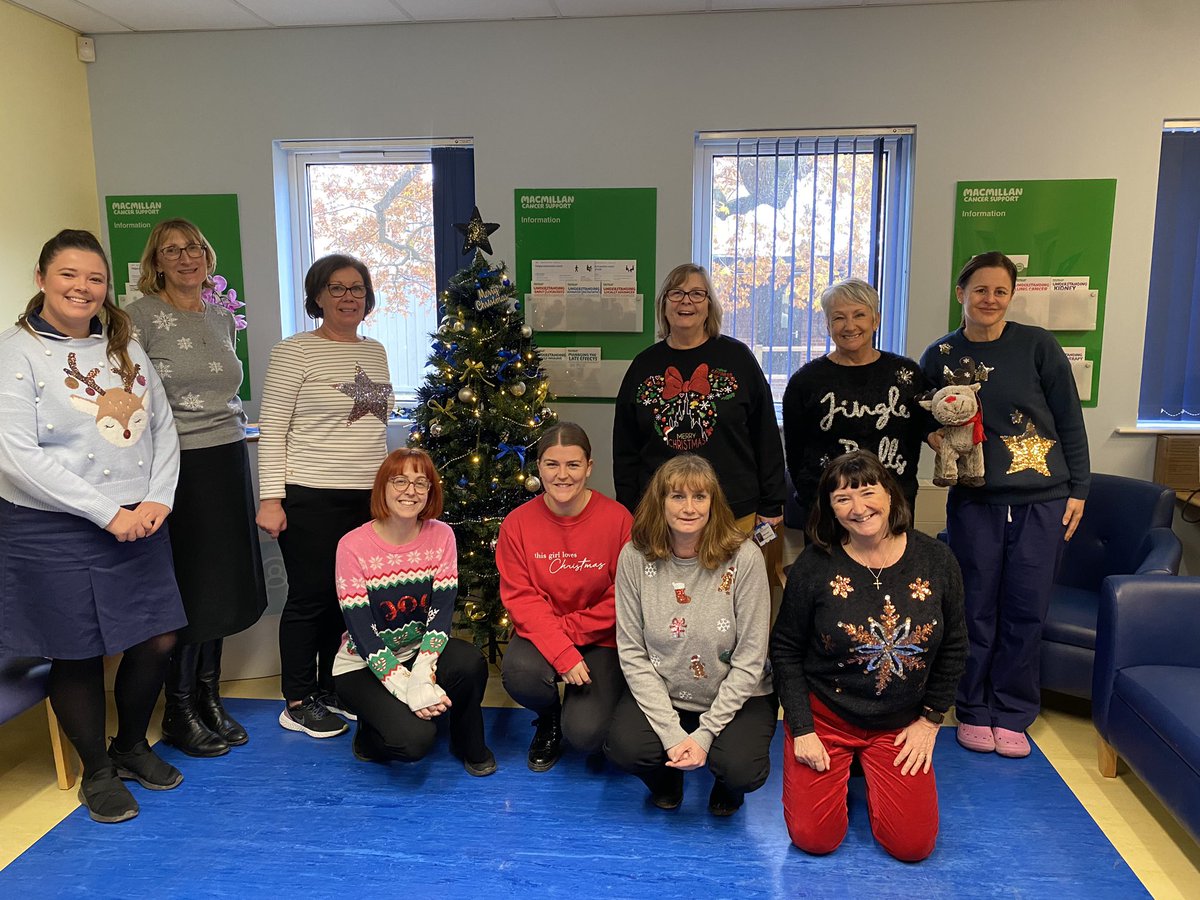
[256,254,392,739]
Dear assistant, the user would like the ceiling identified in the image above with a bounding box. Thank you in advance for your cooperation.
[12,0,1011,35]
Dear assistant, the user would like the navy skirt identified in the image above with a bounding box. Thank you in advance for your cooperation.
[0,500,187,659]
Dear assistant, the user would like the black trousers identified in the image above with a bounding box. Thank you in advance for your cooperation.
[277,485,371,703]
[605,691,778,794]
[333,637,489,763]
[501,636,625,753]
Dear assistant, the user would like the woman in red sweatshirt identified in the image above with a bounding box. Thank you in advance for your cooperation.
[497,422,633,772]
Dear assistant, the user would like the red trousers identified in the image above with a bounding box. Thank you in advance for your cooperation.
[782,695,939,862]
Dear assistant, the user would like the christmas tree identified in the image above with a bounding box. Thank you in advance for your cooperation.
[407,208,556,646]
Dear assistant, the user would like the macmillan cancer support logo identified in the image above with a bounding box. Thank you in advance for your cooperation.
[111,200,165,216]
[961,187,1023,203]
[520,193,576,211]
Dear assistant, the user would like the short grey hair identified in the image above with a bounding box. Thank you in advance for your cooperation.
[820,277,879,326]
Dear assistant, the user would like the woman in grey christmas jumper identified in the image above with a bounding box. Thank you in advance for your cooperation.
[605,454,777,816]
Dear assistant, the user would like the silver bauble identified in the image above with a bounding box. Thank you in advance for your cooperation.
[429,421,443,437]
[509,381,527,397]
[457,386,476,404]
[520,324,533,339]
[524,475,542,492]
[451,320,466,333]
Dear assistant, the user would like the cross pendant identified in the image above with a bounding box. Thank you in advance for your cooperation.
[872,576,882,589]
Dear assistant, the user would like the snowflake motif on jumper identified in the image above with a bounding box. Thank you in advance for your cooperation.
[153,310,179,331]
[336,575,348,592]
[672,582,692,604]
[690,655,707,679]
[635,363,739,451]
[837,597,935,694]
[830,574,854,599]
[178,392,204,411]
[223,337,234,352]
[176,337,194,351]
[821,633,835,653]
[425,607,440,625]
[154,361,173,380]
[370,623,380,637]
[208,361,224,373]
[423,548,440,562]
[716,617,731,633]
[938,342,952,355]
[670,617,687,638]
[368,556,383,570]
[718,565,736,595]
[678,690,693,701]
[650,654,662,668]
[407,550,422,564]
[644,561,657,578]
[896,367,914,385]
[909,578,932,602]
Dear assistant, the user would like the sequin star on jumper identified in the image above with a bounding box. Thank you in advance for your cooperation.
[333,363,393,426]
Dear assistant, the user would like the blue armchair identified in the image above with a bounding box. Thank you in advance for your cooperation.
[1041,473,1180,699]
[1093,575,1200,844]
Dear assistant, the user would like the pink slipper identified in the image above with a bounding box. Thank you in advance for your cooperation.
[956,723,995,753]
[992,727,1031,758]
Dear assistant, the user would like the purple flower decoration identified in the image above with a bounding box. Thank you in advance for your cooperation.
[202,272,248,330]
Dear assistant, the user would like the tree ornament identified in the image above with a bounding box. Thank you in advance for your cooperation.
[453,206,500,256]
[520,324,533,339]
[451,319,465,333]
[428,421,443,437]
[458,386,476,404]
[509,381,527,397]
[463,600,488,622]
[524,475,542,492]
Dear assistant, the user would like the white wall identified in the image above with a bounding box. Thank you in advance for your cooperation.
[83,0,1199,492]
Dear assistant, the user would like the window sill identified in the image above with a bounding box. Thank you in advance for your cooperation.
[1115,425,1200,435]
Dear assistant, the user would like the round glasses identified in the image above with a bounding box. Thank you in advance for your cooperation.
[389,475,432,493]
[666,289,709,304]
[327,283,367,299]
[159,243,206,261]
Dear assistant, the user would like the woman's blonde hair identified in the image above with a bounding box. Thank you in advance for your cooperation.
[136,217,217,297]
[18,230,137,380]
[630,454,746,569]
[654,263,724,341]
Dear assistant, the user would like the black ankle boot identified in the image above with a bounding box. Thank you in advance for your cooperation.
[161,642,229,758]
[527,706,563,772]
[196,639,248,746]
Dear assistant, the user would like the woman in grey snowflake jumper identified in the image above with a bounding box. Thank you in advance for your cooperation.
[127,219,266,758]
[605,454,777,816]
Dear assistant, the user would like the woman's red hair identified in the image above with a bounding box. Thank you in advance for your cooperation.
[370,448,444,522]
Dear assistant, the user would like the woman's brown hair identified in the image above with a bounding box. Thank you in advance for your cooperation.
[630,454,745,569]
[807,450,911,554]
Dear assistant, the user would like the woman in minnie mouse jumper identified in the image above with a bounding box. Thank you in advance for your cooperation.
[613,264,786,584]
[919,251,1089,759]
[0,230,185,823]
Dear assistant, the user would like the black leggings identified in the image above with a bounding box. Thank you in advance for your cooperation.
[333,637,489,764]
[48,631,176,775]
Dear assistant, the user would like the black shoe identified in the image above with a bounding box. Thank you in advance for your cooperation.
[318,690,358,722]
[527,709,563,772]
[708,779,745,817]
[196,639,248,745]
[279,695,348,738]
[78,765,138,823]
[463,749,498,778]
[108,739,184,791]
[162,702,230,758]
[648,770,685,810]
[351,724,388,763]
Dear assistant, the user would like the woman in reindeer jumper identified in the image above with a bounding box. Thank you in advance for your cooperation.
[498,422,632,772]
[0,230,185,824]
[782,278,935,527]
[332,448,494,775]
[605,454,776,816]
[919,251,1089,759]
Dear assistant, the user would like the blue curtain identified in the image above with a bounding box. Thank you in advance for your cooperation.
[1139,131,1200,423]
[431,147,476,300]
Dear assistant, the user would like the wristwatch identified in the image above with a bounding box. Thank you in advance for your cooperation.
[921,706,946,726]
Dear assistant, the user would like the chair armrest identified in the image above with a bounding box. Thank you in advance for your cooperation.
[1134,527,1182,576]
[1093,574,1200,735]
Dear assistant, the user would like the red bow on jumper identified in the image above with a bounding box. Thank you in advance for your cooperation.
[967,408,986,445]
[662,364,711,400]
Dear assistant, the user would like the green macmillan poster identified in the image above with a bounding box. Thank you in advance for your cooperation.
[950,179,1116,408]
[514,188,656,399]
[105,194,250,400]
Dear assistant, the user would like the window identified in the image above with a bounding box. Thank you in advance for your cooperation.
[1138,122,1200,427]
[693,128,915,403]
[277,138,474,399]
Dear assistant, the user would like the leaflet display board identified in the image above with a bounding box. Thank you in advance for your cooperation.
[950,179,1116,407]
[105,194,251,400]
[514,188,656,398]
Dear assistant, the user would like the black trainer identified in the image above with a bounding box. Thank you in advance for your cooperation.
[463,748,498,777]
[108,739,184,790]
[279,695,348,738]
[527,708,563,772]
[318,690,358,722]
[648,769,685,810]
[707,779,745,817]
[78,765,139,823]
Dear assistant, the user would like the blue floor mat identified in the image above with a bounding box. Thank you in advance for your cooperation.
[2,700,1145,898]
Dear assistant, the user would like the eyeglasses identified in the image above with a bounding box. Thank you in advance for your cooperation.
[327,283,367,299]
[389,475,432,493]
[159,243,206,261]
[666,289,709,304]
